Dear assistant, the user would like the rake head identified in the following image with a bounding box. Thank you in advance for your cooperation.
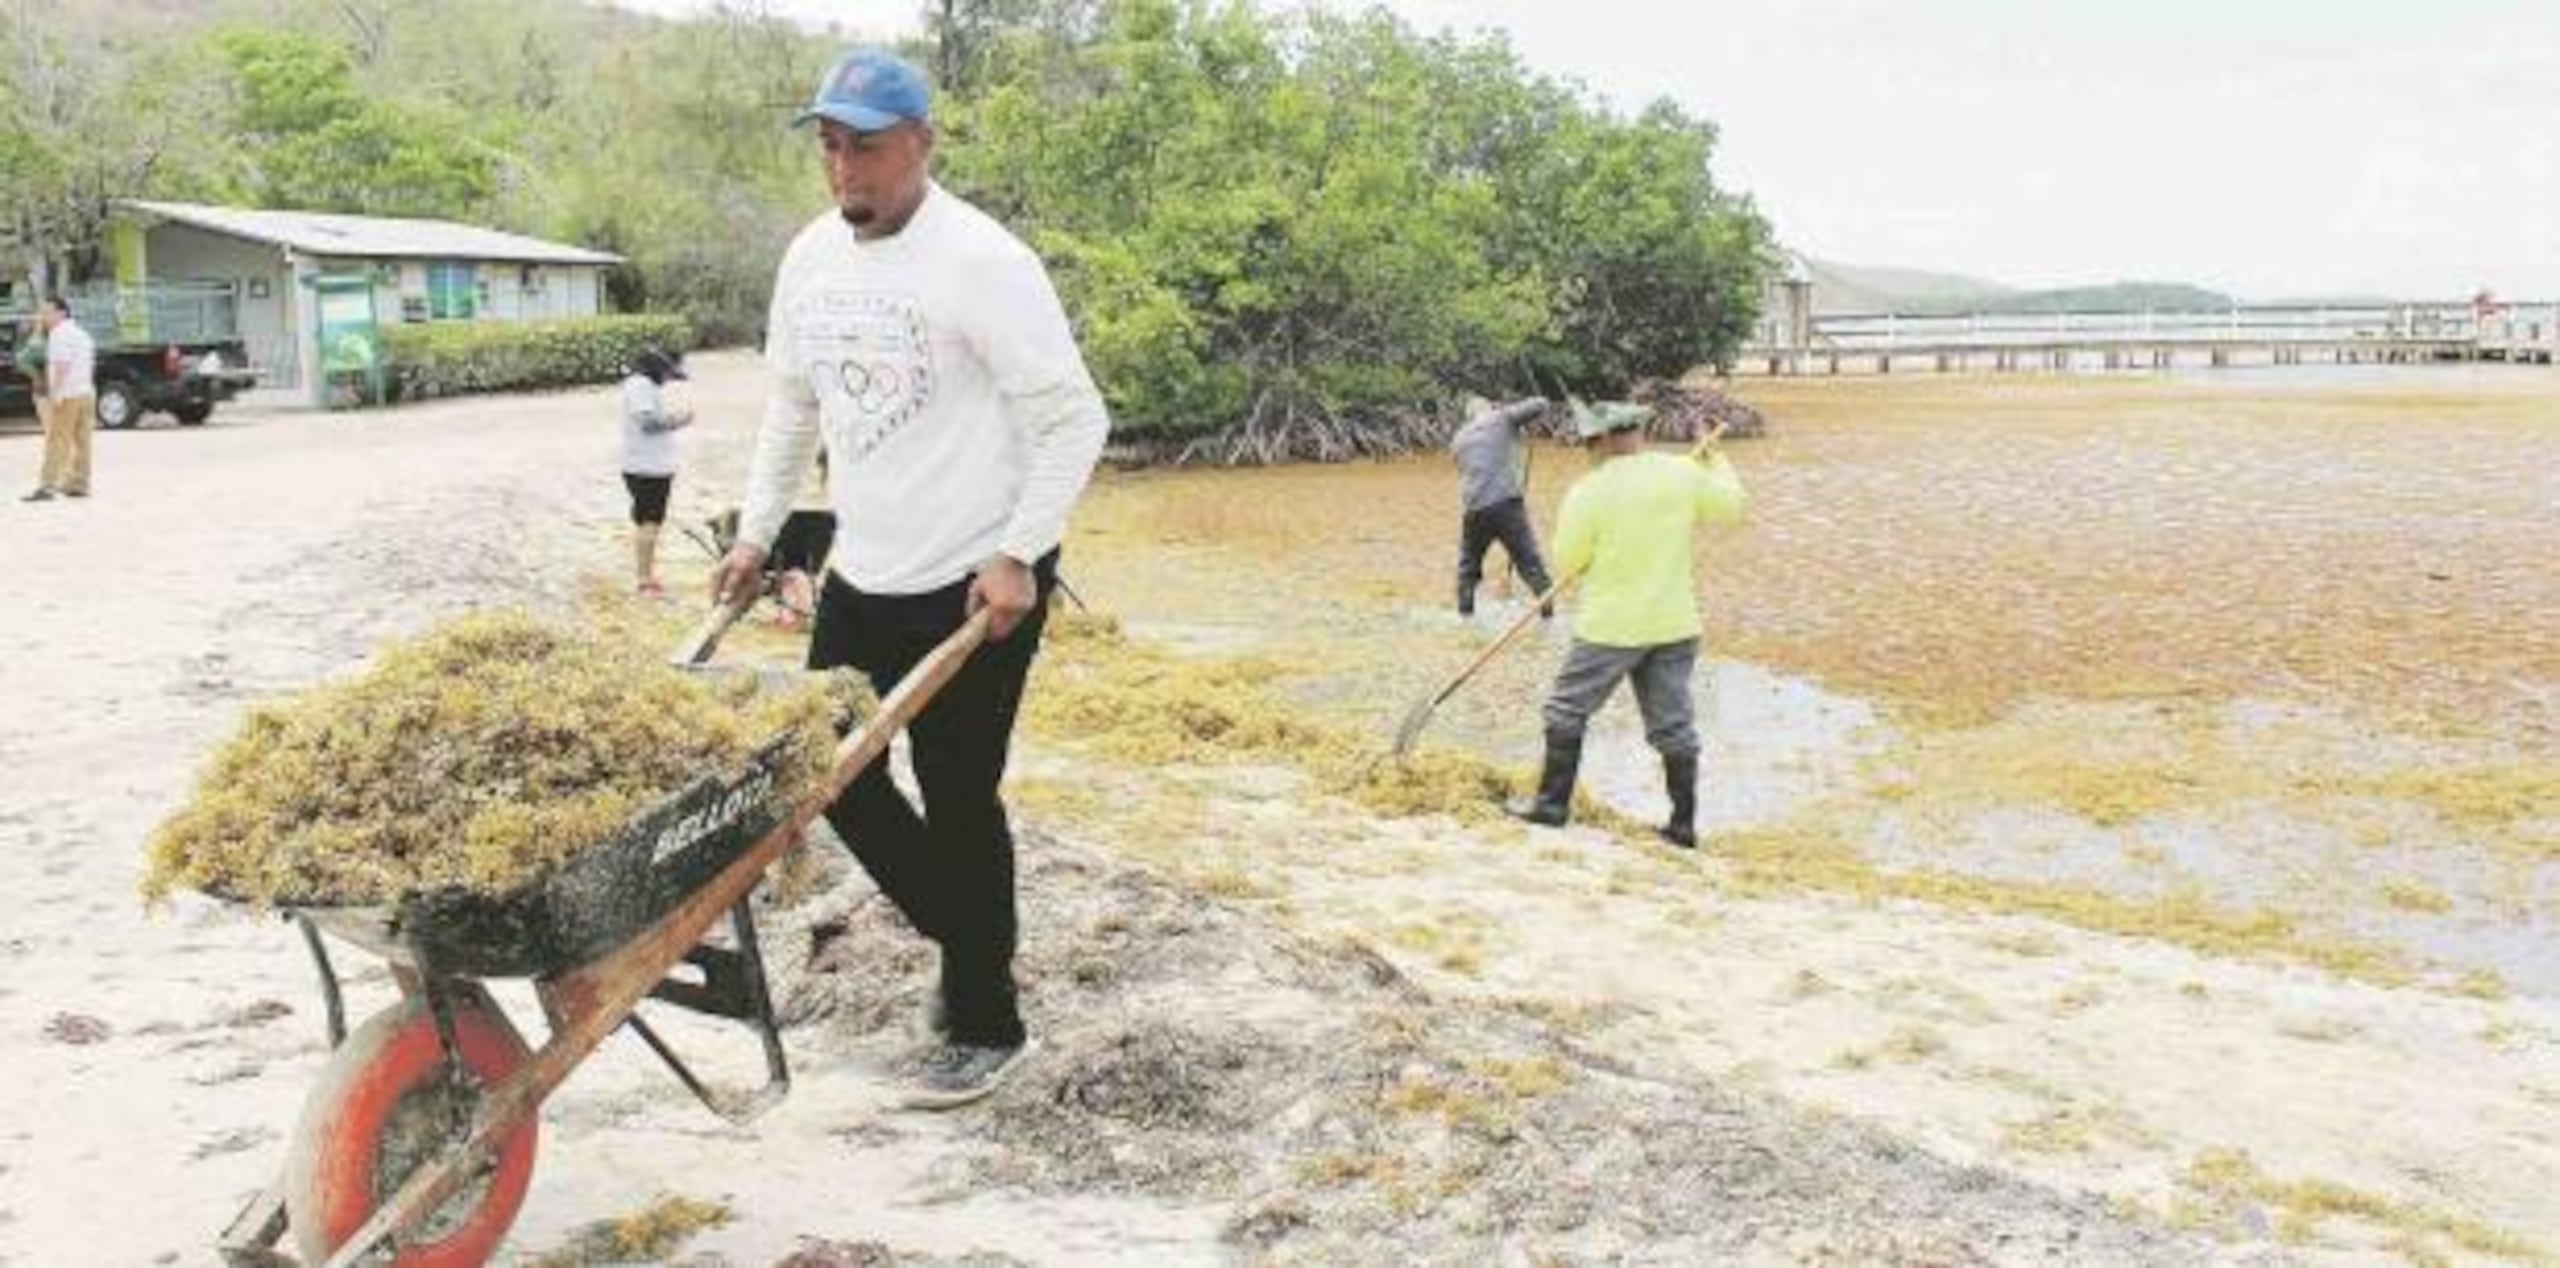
[1389,685,1447,759]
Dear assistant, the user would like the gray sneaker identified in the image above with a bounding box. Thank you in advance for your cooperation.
[911,950,950,1041]
[897,1039,1037,1111]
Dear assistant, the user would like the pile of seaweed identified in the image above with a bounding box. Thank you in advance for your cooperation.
[1629,378,1768,440]
[143,612,865,907]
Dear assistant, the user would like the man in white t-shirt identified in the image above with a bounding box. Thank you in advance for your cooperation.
[711,48,1109,1109]
[25,297,95,501]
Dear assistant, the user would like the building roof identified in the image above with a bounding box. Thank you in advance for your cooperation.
[116,200,623,267]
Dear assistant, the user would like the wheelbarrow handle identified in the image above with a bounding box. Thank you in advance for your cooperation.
[805,608,993,812]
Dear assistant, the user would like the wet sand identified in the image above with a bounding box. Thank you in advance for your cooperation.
[1050,368,2560,1262]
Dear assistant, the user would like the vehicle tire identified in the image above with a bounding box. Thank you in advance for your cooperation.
[282,985,538,1267]
[173,402,212,426]
[95,381,142,430]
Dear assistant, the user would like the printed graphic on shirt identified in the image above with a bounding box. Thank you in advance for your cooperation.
[792,290,936,460]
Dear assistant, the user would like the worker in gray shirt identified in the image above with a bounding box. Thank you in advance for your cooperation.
[1450,396,1556,616]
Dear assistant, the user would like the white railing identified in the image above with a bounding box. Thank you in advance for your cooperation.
[1754,302,2560,354]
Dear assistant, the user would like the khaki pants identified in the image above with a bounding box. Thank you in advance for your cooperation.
[41,395,93,495]
[27,395,52,489]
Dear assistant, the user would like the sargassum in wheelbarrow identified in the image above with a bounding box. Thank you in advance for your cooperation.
[141,611,869,908]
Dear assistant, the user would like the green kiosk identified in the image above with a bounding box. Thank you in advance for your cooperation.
[312,273,386,409]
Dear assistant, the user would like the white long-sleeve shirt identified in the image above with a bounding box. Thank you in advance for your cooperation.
[740,183,1110,595]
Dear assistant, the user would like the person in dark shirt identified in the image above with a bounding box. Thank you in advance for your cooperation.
[1448,396,1555,616]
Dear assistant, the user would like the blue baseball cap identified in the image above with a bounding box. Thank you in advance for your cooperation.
[795,49,931,133]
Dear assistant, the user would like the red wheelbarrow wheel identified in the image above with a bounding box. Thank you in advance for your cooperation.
[283,985,539,1266]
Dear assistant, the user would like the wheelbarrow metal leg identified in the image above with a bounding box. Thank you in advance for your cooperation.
[294,915,347,1049]
[216,1183,290,1265]
[419,972,465,1073]
[732,896,791,1097]
[625,897,793,1122]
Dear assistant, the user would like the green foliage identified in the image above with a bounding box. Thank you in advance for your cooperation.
[941,0,1773,450]
[9,0,1775,458]
[214,29,500,219]
[2,6,241,291]
[522,9,831,345]
[1509,99,1775,395]
[382,314,690,401]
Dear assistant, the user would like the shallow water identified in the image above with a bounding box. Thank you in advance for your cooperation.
[1074,375,2560,999]
[1574,665,2560,997]
[1581,657,1885,835]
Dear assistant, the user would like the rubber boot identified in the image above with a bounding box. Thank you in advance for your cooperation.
[1505,730,1582,827]
[1658,752,1699,849]
[1457,578,1476,618]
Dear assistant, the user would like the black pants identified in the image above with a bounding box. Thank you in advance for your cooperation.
[1457,497,1553,613]
[807,551,1058,1047]
[770,509,838,575]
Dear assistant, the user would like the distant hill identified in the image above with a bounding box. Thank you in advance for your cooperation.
[1801,257,2237,315]
[1802,260,2013,316]
[1989,282,2237,314]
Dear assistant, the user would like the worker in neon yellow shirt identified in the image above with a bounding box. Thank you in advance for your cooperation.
[1507,400,1748,847]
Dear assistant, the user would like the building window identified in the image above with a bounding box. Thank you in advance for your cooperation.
[427,261,477,320]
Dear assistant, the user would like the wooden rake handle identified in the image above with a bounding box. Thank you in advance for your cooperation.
[668,591,757,667]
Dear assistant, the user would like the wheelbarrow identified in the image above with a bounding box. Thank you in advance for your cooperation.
[216,600,992,1267]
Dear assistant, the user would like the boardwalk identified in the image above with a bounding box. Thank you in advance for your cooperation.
[1740,301,2560,375]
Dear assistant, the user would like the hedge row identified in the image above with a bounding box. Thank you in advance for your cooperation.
[381,314,692,401]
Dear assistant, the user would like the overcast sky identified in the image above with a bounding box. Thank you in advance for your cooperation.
[611,0,2560,299]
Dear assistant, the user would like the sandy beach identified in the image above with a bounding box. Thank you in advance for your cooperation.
[1,353,2551,1265]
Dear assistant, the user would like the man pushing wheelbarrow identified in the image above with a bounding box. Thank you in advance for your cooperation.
[710,47,1112,1110]
[208,46,1110,1268]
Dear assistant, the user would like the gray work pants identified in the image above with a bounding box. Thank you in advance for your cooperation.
[1541,637,1700,758]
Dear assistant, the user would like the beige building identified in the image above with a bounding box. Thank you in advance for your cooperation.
[112,200,623,392]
